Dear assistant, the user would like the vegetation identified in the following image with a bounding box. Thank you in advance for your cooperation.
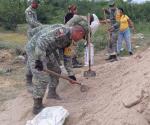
[0,0,150,30]
[0,0,150,56]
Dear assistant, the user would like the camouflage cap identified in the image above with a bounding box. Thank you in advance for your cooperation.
[109,0,115,6]
[66,15,89,36]
[27,0,40,5]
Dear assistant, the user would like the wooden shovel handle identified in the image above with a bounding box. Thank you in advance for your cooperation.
[43,69,81,85]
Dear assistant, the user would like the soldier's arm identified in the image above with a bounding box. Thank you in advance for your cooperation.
[113,22,120,29]
[30,25,48,38]
[103,8,110,15]
[26,11,42,27]
[108,21,120,32]
[35,36,55,62]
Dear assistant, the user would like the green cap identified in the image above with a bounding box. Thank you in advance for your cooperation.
[109,0,115,6]
[66,15,89,36]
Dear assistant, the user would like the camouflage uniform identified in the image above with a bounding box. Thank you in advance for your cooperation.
[25,3,42,90]
[26,25,72,98]
[25,6,42,40]
[28,24,73,76]
[105,5,119,56]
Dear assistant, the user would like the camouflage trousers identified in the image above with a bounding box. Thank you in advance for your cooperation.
[108,31,118,55]
[27,53,61,98]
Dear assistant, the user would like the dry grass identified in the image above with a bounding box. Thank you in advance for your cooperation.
[0,32,27,45]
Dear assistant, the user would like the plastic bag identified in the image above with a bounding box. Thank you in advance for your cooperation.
[90,14,100,34]
[26,106,69,125]
[84,43,94,66]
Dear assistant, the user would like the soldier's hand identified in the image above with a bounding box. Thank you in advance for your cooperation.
[108,27,114,32]
[68,75,77,84]
[35,60,43,71]
[69,75,77,81]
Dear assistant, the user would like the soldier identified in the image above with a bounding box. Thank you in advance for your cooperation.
[103,0,119,62]
[25,0,42,93]
[25,17,89,114]
[25,0,42,39]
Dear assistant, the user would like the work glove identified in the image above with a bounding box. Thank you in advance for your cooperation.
[68,75,77,81]
[35,60,43,71]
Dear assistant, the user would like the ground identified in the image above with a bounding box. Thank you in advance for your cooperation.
[1,32,150,125]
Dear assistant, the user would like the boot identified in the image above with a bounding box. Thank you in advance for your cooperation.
[129,51,133,55]
[110,55,118,62]
[33,98,44,115]
[72,57,82,68]
[26,75,33,93]
[47,87,61,100]
[105,55,113,60]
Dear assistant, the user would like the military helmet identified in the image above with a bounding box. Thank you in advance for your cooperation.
[66,15,89,36]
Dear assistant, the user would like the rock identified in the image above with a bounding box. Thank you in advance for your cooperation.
[135,45,140,49]
[132,33,144,39]
[122,90,144,108]
[13,55,26,64]
[143,103,150,123]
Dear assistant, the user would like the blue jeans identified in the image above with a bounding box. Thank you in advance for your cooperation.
[117,28,132,53]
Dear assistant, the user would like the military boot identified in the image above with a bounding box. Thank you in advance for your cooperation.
[47,87,61,100]
[110,55,118,62]
[33,98,44,115]
[26,75,33,93]
[105,55,113,60]
[72,57,83,68]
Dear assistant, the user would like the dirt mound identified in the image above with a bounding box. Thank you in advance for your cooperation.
[1,49,150,125]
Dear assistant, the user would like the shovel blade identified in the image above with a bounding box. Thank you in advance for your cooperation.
[83,70,96,77]
[80,85,89,92]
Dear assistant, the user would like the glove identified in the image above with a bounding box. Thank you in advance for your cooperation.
[35,60,43,71]
[68,75,76,81]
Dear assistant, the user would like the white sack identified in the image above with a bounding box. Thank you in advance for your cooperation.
[90,14,100,34]
[84,43,94,66]
[26,106,69,125]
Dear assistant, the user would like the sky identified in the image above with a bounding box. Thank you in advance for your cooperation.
[124,0,150,3]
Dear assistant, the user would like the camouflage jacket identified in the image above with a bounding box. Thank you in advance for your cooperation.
[105,8,119,32]
[26,25,72,67]
[25,6,42,29]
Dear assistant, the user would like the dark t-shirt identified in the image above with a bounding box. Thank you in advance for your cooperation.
[64,13,74,24]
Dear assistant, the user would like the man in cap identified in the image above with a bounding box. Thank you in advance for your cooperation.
[25,17,89,114]
[103,0,119,62]
[25,0,42,93]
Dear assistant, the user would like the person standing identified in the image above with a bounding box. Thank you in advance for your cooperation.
[25,0,42,93]
[103,1,120,62]
[63,5,83,68]
[117,8,135,55]
[25,0,42,40]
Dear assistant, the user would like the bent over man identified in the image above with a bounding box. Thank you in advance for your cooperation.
[25,17,89,114]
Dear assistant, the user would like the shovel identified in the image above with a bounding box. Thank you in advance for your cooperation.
[84,13,96,78]
[103,10,111,53]
[43,69,89,92]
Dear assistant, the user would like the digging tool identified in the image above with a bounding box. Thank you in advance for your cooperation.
[43,69,89,92]
[83,13,96,78]
[103,9,111,52]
